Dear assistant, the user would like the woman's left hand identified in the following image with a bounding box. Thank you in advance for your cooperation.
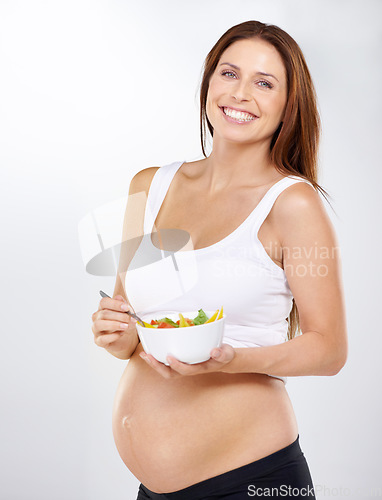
[139,344,236,378]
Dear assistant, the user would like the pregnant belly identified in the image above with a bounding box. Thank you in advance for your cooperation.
[112,343,298,494]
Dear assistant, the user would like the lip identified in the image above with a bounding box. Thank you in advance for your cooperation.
[219,106,258,124]
[220,105,258,116]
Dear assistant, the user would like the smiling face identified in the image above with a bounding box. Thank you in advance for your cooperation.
[206,38,288,146]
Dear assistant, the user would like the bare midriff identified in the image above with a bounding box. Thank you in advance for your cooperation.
[112,342,299,494]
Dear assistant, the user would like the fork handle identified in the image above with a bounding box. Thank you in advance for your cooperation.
[99,290,144,326]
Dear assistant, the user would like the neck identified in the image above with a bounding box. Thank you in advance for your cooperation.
[203,137,278,193]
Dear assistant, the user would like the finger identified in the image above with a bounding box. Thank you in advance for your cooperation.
[168,357,229,376]
[94,333,123,348]
[139,353,176,379]
[113,295,134,313]
[166,345,235,376]
[95,309,137,324]
[165,356,206,376]
[114,295,125,301]
[99,296,133,313]
[113,295,130,307]
[210,344,235,364]
[93,319,130,334]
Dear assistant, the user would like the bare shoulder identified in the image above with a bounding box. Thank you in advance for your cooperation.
[272,180,336,244]
[276,180,323,212]
[129,166,161,195]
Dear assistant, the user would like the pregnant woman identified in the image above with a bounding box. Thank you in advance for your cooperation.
[91,20,347,499]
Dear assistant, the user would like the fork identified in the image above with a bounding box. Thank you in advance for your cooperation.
[99,290,145,326]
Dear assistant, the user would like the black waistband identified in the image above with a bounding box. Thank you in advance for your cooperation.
[139,434,303,499]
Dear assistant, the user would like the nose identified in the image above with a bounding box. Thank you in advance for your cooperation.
[231,79,252,101]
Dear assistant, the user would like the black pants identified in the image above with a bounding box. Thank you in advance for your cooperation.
[136,435,316,499]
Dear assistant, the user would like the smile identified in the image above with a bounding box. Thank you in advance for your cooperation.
[220,106,258,124]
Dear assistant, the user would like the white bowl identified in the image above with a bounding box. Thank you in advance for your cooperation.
[136,310,226,365]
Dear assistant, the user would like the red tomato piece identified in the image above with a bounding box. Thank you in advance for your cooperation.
[157,322,175,329]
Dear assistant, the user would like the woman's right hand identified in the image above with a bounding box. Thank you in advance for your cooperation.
[91,295,138,352]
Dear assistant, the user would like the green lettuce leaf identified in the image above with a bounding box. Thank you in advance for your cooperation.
[155,317,179,327]
[193,309,209,325]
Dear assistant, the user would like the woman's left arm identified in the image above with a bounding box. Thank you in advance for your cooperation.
[140,183,348,379]
[223,182,348,377]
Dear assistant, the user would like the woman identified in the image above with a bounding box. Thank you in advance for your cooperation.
[91,20,347,499]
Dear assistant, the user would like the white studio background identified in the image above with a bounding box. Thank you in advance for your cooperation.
[0,1,381,499]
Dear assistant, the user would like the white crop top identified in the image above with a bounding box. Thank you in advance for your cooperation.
[125,160,314,384]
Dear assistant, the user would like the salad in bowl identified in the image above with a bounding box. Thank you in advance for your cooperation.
[136,307,225,365]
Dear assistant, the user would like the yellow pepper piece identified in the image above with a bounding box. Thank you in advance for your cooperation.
[217,306,223,320]
[143,321,155,328]
[205,309,219,324]
[178,313,189,327]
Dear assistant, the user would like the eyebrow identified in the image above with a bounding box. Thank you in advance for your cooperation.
[218,62,279,83]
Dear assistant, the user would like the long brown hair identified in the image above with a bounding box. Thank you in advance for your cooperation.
[199,20,332,340]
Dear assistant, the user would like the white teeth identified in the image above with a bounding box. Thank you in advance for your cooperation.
[223,107,256,122]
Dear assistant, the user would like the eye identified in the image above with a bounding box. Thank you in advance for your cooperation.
[220,70,273,89]
[221,70,237,78]
[257,80,273,89]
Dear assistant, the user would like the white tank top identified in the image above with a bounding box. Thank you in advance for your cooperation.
[125,160,314,384]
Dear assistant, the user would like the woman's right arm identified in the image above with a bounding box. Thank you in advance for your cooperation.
[91,166,160,360]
